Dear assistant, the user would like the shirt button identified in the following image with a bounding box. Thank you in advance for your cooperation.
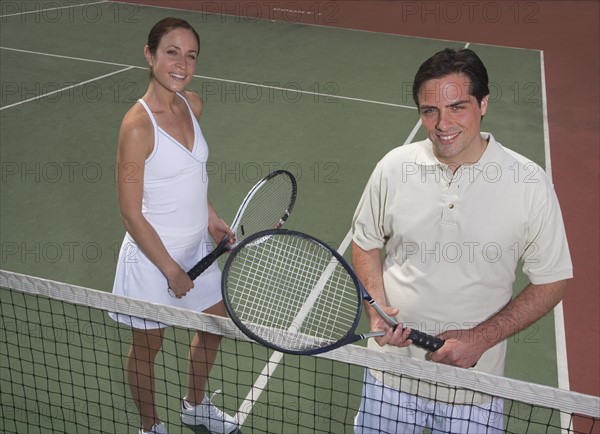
[448,204,455,209]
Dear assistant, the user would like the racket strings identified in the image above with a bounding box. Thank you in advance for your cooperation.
[228,242,288,327]
[231,237,322,327]
[225,234,360,351]
[233,174,295,241]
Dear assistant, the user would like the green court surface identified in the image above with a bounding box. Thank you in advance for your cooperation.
[0,2,560,432]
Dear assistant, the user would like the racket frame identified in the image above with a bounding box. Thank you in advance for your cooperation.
[221,229,444,355]
[228,169,295,238]
[168,170,296,296]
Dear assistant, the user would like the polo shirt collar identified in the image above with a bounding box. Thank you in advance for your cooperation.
[474,133,502,171]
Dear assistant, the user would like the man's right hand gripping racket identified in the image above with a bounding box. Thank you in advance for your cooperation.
[169,170,297,297]
[221,229,444,355]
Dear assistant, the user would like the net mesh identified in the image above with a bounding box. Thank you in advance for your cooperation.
[1,270,598,434]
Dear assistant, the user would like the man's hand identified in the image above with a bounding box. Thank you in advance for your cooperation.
[428,329,486,368]
[368,305,413,348]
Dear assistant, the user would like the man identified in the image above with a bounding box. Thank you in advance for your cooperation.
[352,48,572,433]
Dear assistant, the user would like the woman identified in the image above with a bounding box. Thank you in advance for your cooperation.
[110,17,238,434]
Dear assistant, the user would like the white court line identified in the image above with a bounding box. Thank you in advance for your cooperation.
[540,50,571,432]
[404,119,422,145]
[1,46,133,68]
[235,230,354,425]
[540,51,570,389]
[234,41,431,427]
[330,60,427,261]
[0,66,134,111]
[235,351,283,426]
[196,73,417,109]
[241,41,487,427]
[0,46,417,110]
[0,0,107,18]
[235,61,427,425]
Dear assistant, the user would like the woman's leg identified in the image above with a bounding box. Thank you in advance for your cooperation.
[185,301,226,404]
[126,326,165,431]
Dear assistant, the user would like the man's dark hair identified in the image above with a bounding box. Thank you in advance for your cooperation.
[412,48,489,106]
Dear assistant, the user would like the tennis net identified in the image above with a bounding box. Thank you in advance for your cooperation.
[1,269,598,433]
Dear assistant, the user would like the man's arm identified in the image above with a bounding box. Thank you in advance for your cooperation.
[352,241,413,347]
[431,280,568,368]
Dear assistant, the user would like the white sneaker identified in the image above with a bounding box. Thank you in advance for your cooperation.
[181,391,238,434]
[138,422,168,434]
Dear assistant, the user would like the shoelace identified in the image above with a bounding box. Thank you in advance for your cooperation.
[205,389,228,419]
[184,389,236,425]
[141,422,166,434]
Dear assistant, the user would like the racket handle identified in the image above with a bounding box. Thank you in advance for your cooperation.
[187,253,217,281]
[188,236,230,281]
[168,237,230,298]
[407,329,444,352]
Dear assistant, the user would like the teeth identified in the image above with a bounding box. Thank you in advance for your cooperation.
[440,132,459,140]
[170,73,185,79]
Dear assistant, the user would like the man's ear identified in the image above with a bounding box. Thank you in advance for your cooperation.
[480,95,489,116]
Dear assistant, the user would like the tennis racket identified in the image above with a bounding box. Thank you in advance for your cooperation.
[168,170,296,297]
[221,229,444,355]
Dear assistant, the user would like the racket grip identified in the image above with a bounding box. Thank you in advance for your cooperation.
[187,252,218,281]
[187,235,230,281]
[408,329,444,352]
[168,258,215,298]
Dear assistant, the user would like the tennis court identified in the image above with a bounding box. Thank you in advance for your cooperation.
[1,1,598,433]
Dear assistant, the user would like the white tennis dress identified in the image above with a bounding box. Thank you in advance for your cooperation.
[110,93,222,329]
